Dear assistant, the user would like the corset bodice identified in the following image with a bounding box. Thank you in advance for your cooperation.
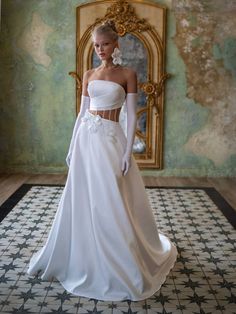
[88,80,126,110]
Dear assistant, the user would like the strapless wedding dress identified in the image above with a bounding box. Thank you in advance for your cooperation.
[27,80,178,301]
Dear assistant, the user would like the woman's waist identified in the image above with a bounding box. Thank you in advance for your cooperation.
[88,107,121,122]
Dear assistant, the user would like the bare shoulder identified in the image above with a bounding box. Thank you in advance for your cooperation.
[121,66,137,80]
[121,66,137,93]
[83,69,95,82]
[82,69,95,96]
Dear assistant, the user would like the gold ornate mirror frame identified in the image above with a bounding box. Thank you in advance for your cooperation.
[69,0,170,169]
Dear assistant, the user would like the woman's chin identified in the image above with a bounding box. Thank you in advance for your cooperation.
[98,56,110,61]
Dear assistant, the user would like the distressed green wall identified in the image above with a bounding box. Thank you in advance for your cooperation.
[0,0,236,176]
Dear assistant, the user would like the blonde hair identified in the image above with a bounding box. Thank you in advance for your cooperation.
[92,20,119,42]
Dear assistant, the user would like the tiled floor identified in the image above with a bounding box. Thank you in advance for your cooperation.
[0,185,236,314]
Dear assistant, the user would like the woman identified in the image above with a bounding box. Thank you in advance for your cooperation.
[27,20,178,301]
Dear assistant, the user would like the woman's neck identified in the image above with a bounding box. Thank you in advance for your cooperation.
[101,59,118,69]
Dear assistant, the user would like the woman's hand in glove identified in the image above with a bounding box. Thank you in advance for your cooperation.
[121,153,131,176]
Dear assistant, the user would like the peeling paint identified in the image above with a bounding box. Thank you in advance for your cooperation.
[213,37,236,78]
[17,12,54,67]
[173,0,236,167]
[0,0,235,176]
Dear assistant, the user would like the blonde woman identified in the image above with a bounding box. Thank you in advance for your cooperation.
[27,20,177,301]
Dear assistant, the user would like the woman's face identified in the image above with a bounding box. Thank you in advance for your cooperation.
[93,33,117,61]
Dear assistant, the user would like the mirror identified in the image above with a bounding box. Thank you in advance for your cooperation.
[69,0,171,169]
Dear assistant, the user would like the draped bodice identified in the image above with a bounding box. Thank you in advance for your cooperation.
[88,80,126,110]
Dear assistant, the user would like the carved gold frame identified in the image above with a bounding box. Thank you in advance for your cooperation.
[69,0,170,169]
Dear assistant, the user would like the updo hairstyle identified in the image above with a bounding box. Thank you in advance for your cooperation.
[92,20,119,42]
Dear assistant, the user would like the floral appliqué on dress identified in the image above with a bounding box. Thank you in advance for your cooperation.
[82,110,117,143]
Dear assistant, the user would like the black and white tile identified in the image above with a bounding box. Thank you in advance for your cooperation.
[0,185,235,314]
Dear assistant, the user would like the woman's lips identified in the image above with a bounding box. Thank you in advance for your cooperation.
[99,53,105,57]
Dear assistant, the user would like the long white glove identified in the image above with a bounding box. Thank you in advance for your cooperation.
[121,93,138,175]
[66,95,90,166]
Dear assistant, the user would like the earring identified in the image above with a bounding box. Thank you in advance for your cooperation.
[111,47,122,65]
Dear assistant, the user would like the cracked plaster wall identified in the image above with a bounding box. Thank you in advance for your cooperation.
[0,0,235,176]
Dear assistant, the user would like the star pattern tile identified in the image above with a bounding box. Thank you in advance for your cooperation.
[0,185,235,314]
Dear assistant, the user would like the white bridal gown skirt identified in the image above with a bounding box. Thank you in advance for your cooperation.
[27,110,178,301]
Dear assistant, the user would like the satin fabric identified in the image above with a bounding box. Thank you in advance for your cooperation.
[88,79,126,110]
[27,81,178,301]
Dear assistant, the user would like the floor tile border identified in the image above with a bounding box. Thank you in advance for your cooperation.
[0,184,235,229]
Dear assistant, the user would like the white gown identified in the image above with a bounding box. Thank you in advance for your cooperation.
[27,80,178,301]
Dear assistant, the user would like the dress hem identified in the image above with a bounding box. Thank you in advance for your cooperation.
[30,244,178,302]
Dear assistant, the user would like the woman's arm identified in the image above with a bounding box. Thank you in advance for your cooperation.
[81,70,91,96]
[66,71,91,167]
[121,69,138,175]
